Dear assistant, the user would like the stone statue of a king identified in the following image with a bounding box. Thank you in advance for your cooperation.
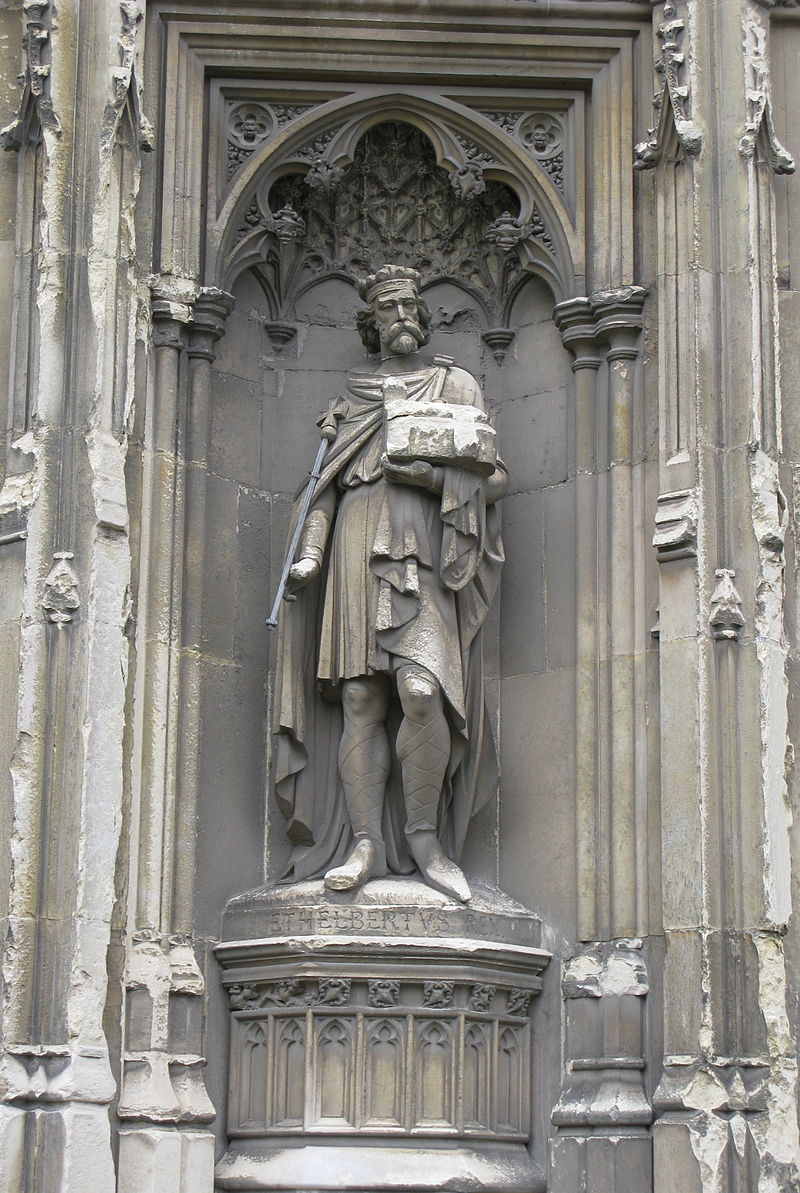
[273,265,507,902]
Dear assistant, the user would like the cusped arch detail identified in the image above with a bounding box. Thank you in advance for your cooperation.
[208,90,581,303]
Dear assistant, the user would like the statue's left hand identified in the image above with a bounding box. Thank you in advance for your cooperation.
[381,456,443,493]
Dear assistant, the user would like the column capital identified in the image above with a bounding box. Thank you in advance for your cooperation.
[150,282,193,350]
[187,287,235,360]
[591,286,647,359]
[150,308,186,351]
[553,297,601,371]
[554,288,648,368]
[150,274,198,344]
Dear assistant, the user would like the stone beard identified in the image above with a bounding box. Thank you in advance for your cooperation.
[273,265,507,902]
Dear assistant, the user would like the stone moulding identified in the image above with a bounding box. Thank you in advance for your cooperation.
[552,940,652,1131]
[652,487,697,562]
[215,880,550,1192]
[0,507,28,546]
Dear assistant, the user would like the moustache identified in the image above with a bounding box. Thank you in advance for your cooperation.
[386,319,425,344]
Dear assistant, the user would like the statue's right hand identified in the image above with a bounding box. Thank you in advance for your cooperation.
[284,556,320,598]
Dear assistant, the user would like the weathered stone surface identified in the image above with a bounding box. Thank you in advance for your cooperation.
[217,879,549,1191]
[225,876,542,949]
[2,3,800,1192]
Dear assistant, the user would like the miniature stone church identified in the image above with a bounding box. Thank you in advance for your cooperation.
[1,3,800,1192]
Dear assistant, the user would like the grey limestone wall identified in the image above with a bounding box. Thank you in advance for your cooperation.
[1,2,800,1192]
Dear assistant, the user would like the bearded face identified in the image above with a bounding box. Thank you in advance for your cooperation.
[373,289,426,356]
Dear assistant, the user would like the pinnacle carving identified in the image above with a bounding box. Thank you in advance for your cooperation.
[271,205,306,241]
[1,1,60,150]
[42,551,80,625]
[709,568,745,641]
[634,1,702,170]
[739,8,794,173]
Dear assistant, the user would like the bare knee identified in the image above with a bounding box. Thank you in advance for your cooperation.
[397,666,442,721]
[341,676,388,725]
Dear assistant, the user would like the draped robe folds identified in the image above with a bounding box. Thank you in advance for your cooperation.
[274,363,505,882]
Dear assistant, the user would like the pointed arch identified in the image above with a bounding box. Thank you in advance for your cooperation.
[207,89,580,301]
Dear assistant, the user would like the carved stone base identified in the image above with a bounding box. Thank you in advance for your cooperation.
[215,879,551,1192]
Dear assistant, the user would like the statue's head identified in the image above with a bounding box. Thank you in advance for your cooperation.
[356,264,432,356]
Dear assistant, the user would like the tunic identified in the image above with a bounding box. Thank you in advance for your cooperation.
[273,362,504,881]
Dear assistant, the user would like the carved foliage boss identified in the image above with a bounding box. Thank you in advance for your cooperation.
[235,121,556,330]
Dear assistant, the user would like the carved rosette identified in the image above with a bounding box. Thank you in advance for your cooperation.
[227,102,273,177]
[215,884,550,1191]
[225,99,322,180]
[477,107,568,196]
[518,113,565,190]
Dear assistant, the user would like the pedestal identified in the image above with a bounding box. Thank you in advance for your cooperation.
[215,879,551,1192]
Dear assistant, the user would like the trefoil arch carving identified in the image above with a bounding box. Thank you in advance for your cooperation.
[208,92,579,317]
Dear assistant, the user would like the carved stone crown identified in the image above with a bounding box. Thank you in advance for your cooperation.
[358,263,422,304]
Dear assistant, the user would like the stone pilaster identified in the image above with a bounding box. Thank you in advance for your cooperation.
[554,298,603,943]
[550,940,652,1192]
[639,2,800,1189]
[555,287,651,945]
[0,3,149,1190]
[174,287,235,936]
[117,283,231,1193]
[551,287,655,1190]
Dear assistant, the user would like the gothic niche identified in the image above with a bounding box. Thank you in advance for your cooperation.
[241,120,551,359]
[213,116,560,1193]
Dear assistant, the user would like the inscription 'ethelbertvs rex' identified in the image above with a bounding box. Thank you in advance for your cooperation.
[224,903,541,947]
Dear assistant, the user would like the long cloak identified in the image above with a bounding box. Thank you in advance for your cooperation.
[273,363,504,881]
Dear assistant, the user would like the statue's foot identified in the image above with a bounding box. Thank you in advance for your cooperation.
[407,831,471,903]
[324,838,387,893]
